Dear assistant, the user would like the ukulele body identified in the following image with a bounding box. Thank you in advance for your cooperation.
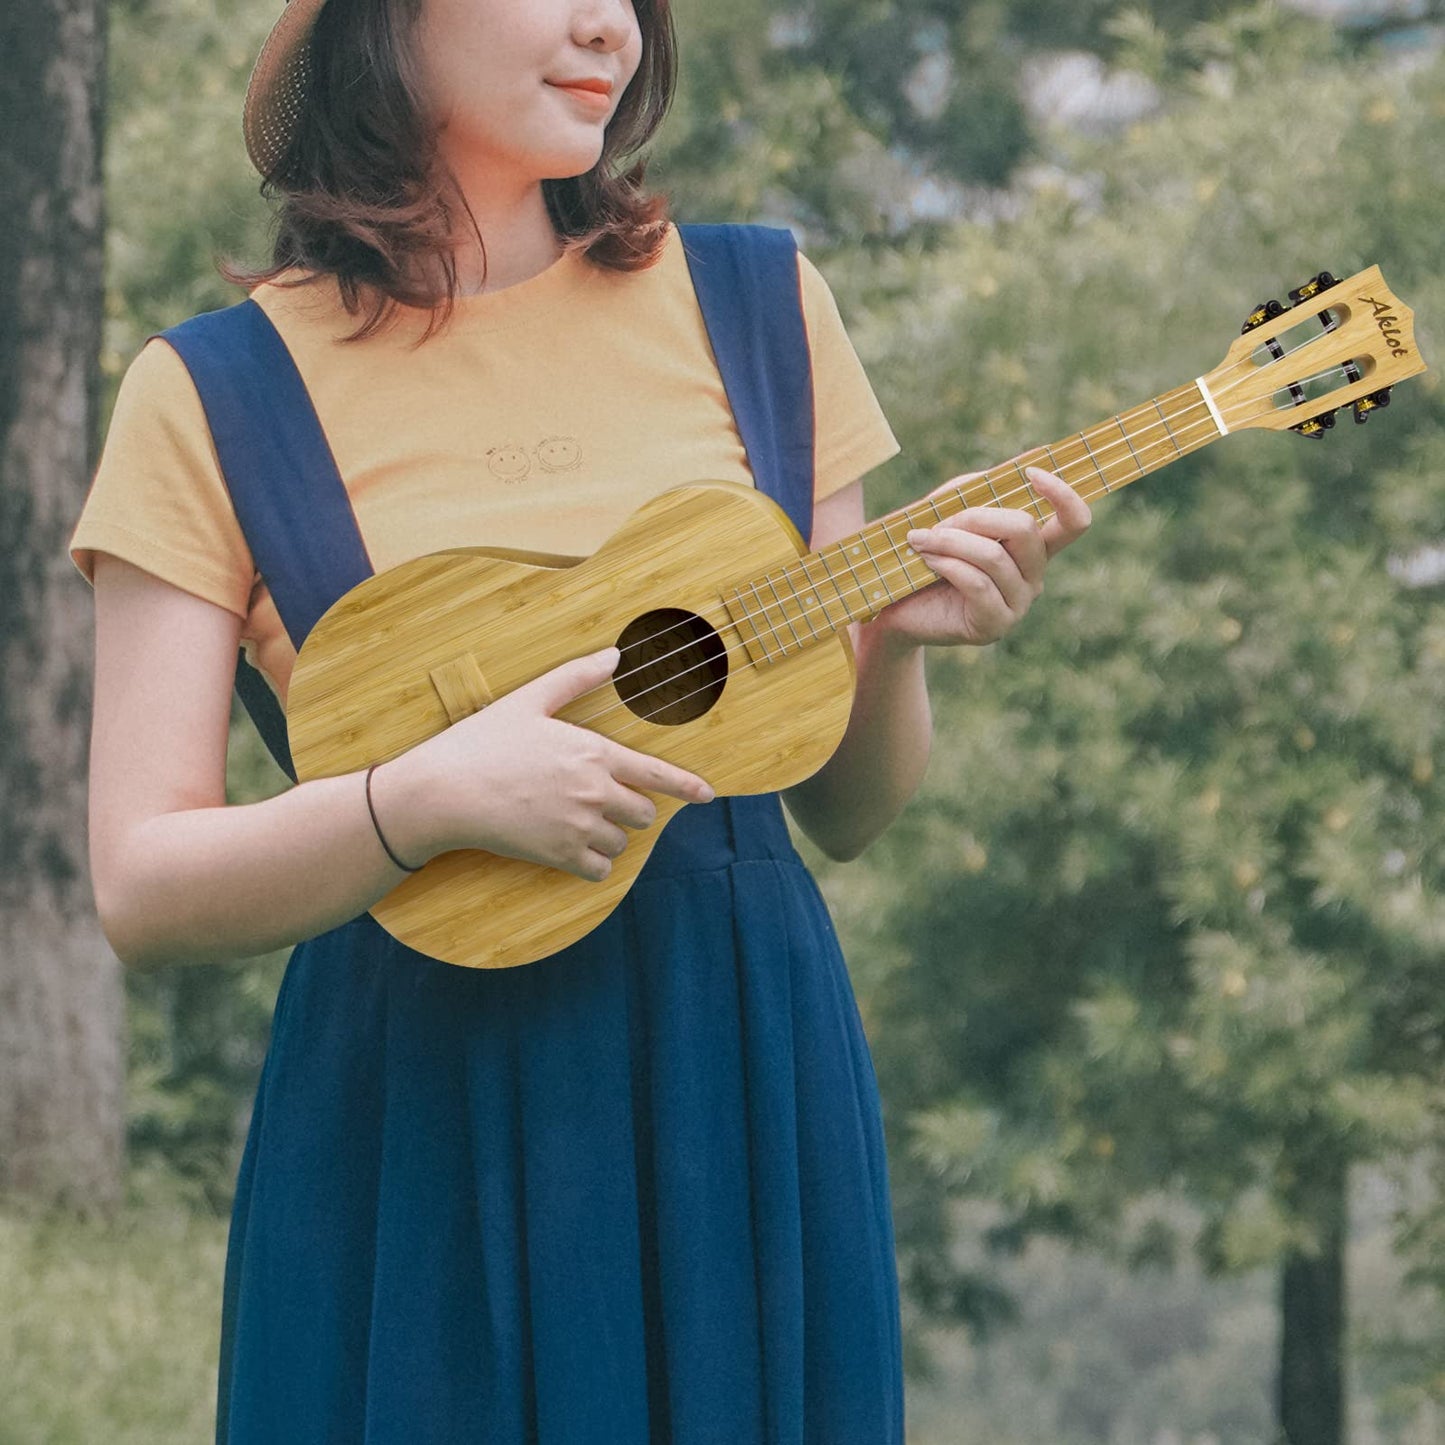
[287,480,857,970]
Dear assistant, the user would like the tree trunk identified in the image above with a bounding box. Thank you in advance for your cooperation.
[1278,1153,1348,1445]
[0,0,123,1212]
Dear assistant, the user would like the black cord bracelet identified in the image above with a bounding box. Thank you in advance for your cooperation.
[365,763,422,873]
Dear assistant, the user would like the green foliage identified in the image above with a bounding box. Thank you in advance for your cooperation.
[104,0,275,372]
[832,25,1445,1395]
[656,0,1295,238]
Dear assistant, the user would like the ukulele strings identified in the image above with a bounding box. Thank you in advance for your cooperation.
[579,375,1344,744]
[566,341,1355,738]
[589,395,1323,751]
[569,358,1335,734]
[556,308,1349,719]
[560,328,1357,727]
[580,384,1323,745]
[574,394,1304,746]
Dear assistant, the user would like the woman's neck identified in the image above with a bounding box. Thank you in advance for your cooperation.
[443,169,562,296]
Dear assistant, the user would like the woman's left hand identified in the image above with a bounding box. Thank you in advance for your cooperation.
[874,466,1092,648]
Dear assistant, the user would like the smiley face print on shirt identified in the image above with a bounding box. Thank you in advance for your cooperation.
[536,435,582,472]
[486,443,533,483]
[486,435,584,484]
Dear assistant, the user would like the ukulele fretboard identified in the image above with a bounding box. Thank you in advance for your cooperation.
[723,381,1219,665]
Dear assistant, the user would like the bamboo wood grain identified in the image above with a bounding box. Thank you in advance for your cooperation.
[288,483,856,969]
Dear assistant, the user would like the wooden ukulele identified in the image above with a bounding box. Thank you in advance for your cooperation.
[287,265,1427,969]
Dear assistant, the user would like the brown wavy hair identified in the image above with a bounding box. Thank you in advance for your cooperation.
[219,0,677,345]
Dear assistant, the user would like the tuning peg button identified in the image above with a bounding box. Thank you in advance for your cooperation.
[1288,271,1339,306]
[1242,298,1287,334]
[1292,409,1338,439]
[1352,387,1393,424]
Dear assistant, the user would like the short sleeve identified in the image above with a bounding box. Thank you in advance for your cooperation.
[68,337,255,618]
[795,251,902,504]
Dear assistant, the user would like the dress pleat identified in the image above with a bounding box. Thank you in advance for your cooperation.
[217,795,903,1445]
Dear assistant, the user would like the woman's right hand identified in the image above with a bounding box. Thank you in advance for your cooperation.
[368,646,715,882]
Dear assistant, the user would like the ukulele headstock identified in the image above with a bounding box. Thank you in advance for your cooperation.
[1200,265,1427,437]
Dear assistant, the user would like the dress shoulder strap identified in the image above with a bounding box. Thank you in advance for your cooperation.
[676,222,816,543]
[156,298,373,780]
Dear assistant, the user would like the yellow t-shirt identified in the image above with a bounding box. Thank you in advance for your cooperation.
[69,223,900,705]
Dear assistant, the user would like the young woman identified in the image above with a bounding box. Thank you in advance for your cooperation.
[70,0,1091,1438]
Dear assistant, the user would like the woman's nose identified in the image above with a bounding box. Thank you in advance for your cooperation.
[573,0,636,52]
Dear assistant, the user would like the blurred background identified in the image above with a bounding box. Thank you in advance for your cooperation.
[2,0,1444,1440]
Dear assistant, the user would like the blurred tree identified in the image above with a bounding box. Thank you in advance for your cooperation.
[841,19,1445,1439]
[89,0,290,1206]
[657,0,1269,241]
[0,0,124,1210]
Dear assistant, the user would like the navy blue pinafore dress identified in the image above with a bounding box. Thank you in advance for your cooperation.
[161,225,904,1445]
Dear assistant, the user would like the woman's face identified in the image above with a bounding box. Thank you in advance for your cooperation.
[413,0,643,188]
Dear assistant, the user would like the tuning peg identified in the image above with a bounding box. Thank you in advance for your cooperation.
[1291,409,1338,439]
[1288,271,1339,306]
[1352,387,1393,424]
[1242,298,1288,335]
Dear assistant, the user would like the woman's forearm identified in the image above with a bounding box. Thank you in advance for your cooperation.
[97,768,418,969]
[782,620,932,862]
[98,620,929,964]
[92,631,722,970]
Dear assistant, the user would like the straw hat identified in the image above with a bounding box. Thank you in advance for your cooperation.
[242,0,330,181]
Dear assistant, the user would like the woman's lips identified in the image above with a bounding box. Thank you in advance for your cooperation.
[548,81,612,113]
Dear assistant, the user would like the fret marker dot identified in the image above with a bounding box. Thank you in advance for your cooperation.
[873,588,884,600]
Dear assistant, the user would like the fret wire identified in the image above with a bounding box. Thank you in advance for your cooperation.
[1115,412,1147,479]
[1078,428,1112,492]
[815,546,859,623]
[747,580,784,658]
[1152,397,1182,454]
[1038,444,1067,519]
[983,472,1005,506]
[787,558,826,641]
[1012,461,1047,523]
[837,536,875,616]
[764,572,805,653]
[788,557,819,636]
[907,516,941,584]
[877,515,922,594]
[899,495,948,534]
[858,528,897,610]
[815,551,853,630]
[731,586,775,663]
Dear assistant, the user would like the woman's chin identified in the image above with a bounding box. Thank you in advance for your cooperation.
[536,142,606,181]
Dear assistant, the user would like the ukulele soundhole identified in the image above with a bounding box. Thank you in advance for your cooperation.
[614,609,728,726]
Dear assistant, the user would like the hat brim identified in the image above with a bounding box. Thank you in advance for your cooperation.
[242,0,331,181]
